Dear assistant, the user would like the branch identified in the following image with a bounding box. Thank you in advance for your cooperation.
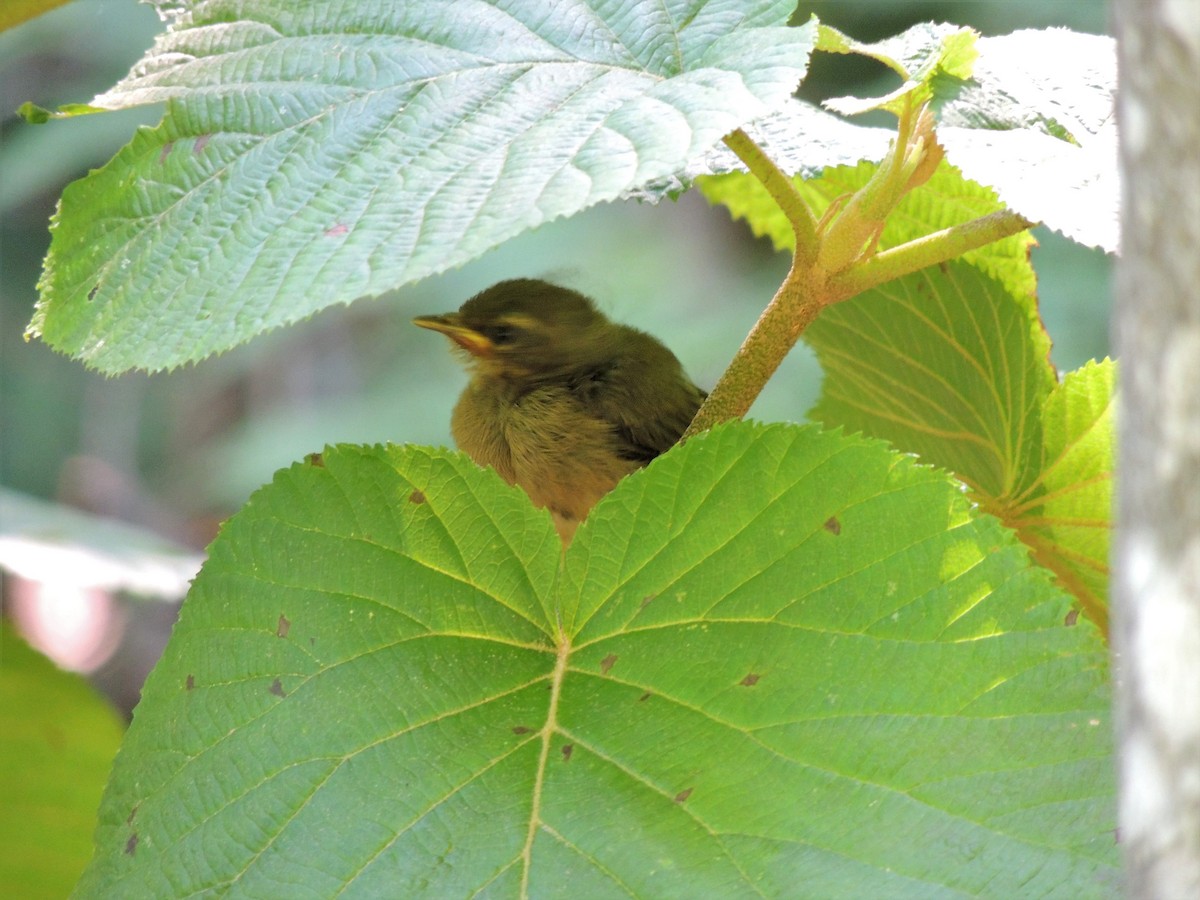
[825,209,1035,302]
[722,129,820,266]
[683,261,821,438]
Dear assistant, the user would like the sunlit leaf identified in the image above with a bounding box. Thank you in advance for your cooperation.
[77,425,1116,896]
[1011,359,1114,631]
[937,29,1118,251]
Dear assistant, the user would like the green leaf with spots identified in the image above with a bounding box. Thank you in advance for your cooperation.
[27,0,815,373]
[77,424,1116,896]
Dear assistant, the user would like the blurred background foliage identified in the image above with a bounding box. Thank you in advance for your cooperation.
[1,0,1110,712]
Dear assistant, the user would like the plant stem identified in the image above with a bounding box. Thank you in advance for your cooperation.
[722,129,820,266]
[683,260,822,437]
[825,209,1035,302]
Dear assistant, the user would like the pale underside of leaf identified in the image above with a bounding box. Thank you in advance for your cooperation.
[30,0,815,372]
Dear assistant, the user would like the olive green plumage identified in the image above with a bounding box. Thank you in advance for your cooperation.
[414,279,706,541]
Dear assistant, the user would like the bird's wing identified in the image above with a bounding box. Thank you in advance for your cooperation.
[571,335,706,464]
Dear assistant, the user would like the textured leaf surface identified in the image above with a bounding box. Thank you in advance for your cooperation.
[649,25,1116,252]
[0,624,123,899]
[77,425,1116,897]
[29,0,814,372]
[1012,359,1114,631]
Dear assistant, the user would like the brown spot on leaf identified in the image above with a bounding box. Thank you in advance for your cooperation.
[1064,608,1079,627]
[640,594,656,609]
[639,692,651,702]
[276,615,290,638]
[409,490,426,504]
[824,516,841,535]
[126,804,139,825]
[599,654,617,675]
[87,284,99,302]
[193,133,210,154]
[158,142,174,163]
[269,679,286,697]
[561,744,573,762]
[324,223,350,237]
[305,452,324,467]
[674,788,693,803]
[938,261,949,275]
[125,833,138,856]
[740,673,761,687]
[512,726,532,735]
[185,674,195,691]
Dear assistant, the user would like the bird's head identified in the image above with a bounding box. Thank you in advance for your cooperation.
[413,279,615,380]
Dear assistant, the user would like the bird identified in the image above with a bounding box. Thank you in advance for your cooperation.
[413,278,706,543]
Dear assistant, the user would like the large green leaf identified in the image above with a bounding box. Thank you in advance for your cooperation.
[77,425,1116,896]
[0,624,124,899]
[28,0,814,373]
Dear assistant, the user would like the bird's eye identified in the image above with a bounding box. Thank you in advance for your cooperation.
[487,324,514,345]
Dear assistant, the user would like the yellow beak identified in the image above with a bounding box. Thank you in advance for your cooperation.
[412,314,494,356]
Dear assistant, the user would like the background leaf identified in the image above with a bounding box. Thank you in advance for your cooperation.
[0,623,124,899]
[0,0,70,33]
[29,0,815,373]
[77,425,1116,896]
[0,488,202,601]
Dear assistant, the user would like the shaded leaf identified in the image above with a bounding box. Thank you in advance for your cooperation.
[29,0,815,373]
[806,259,1054,502]
[0,624,124,898]
[77,425,1116,896]
[630,98,893,201]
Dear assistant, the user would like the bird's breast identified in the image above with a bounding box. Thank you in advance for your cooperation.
[450,379,637,527]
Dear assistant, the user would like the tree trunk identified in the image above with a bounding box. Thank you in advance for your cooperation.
[1113,1,1200,896]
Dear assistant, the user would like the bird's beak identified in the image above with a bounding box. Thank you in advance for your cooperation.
[412,314,493,356]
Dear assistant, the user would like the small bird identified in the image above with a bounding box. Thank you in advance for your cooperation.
[414,279,706,542]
